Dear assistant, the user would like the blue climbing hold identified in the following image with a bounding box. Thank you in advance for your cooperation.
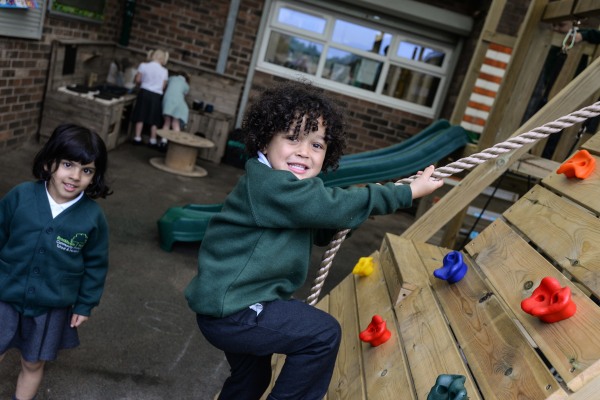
[433,251,467,284]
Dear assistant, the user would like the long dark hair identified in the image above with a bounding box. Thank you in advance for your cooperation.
[32,124,112,199]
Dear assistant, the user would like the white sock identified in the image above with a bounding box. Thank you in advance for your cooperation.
[133,136,142,142]
[149,138,157,145]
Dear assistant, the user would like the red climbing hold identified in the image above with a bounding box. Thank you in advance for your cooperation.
[521,276,577,323]
[359,315,392,347]
[557,149,596,179]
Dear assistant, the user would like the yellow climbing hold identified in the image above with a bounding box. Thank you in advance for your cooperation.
[352,257,374,277]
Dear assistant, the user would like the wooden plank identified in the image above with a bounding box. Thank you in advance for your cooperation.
[550,125,583,162]
[542,0,575,22]
[582,133,600,154]
[188,74,242,117]
[481,31,516,48]
[385,237,479,399]
[328,275,366,399]
[415,242,567,400]
[380,234,433,304]
[188,111,233,163]
[478,0,550,150]
[486,24,552,147]
[354,252,415,400]
[395,283,478,399]
[465,219,600,392]
[402,56,600,244]
[542,154,600,214]
[450,0,507,125]
[395,284,473,398]
[547,45,587,102]
[379,235,406,305]
[504,186,600,298]
[567,371,600,399]
[573,0,600,18]
[510,153,561,180]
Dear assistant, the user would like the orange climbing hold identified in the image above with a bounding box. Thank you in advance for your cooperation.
[359,315,391,347]
[521,276,577,323]
[352,256,374,277]
[556,149,596,179]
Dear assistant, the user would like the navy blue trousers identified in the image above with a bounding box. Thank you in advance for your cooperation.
[196,299,341,400]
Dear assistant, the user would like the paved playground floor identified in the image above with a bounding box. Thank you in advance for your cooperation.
[0,141,417,400]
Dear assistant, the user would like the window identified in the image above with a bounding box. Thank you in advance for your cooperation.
[257,1,457,118]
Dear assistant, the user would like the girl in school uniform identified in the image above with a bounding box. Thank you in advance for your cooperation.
[162,70,191,133]
[0,124,112,400]
[131,49,169,148]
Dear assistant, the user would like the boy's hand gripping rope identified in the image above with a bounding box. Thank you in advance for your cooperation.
[306,101,600,306]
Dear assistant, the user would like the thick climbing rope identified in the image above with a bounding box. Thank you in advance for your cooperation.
[306,101,600,305]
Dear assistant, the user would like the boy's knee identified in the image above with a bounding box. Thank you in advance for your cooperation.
[331,319,342,348]
[320,315,342,352]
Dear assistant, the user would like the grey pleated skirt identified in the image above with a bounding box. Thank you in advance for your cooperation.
[0,301,79,362]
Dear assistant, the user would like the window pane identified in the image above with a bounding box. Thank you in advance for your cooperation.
[383,65,440,106]
[332,20,392,55]
[397,41,445,66]
[264,31,322,75]
[323,48,383,91]
[278,7,326,34]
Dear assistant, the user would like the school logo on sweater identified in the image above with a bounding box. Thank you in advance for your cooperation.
[56,233,88,253]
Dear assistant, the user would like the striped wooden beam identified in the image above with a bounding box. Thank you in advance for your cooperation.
[460,43,512,140]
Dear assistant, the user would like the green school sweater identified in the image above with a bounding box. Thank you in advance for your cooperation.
[185,158,412,318]
[0,181,109,317]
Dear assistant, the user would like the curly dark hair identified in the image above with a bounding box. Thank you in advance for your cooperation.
[32,124,112,199]
[242,80,346,172]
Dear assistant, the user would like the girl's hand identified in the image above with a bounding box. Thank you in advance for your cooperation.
[71,314,89,328]
[409,165,444,199]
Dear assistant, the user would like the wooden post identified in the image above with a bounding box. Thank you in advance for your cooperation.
[402,55,600,244]
[450,0,508,125]
[440,0,508,248]
[478,0,550,149]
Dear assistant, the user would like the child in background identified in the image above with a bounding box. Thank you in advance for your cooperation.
[185,80,443,400]
[0,124,112,400]
[161,70,191,134]
[131,49,169,148]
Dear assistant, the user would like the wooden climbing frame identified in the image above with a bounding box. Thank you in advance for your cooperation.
[258,2,600,398]
[440,0,600,249]
[262,126,600,400]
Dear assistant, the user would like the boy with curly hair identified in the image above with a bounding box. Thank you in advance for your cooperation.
[185,80,443,400]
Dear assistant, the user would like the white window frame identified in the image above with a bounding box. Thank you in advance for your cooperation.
[256,0,458,118]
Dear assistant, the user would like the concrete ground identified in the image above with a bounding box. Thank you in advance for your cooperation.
[0,141,418,400]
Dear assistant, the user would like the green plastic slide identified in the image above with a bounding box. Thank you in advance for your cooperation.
[157,121,469,251]
[319,123,468,187]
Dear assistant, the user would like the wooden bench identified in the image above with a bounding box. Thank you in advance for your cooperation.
[262,132,600,399]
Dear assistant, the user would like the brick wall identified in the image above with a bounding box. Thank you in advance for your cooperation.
[250,71,433,155]
[0,0,535,156]
[0,0,122,153]
[125,0,262,80]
